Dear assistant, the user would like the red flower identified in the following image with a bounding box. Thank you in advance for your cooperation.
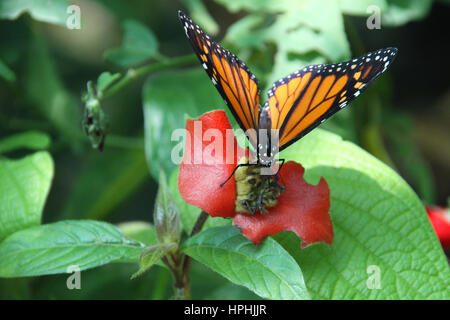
[426,206,450,250]
[178,110,333,246]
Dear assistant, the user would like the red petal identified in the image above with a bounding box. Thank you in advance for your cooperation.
[178,110,245,218]
[426,206,450,249]
[233,161,333,246]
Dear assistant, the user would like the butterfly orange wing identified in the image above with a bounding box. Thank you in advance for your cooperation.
[179,11,260,147]
[266,48,398,151]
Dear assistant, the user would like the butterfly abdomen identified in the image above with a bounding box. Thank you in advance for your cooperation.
[234,157,282,214]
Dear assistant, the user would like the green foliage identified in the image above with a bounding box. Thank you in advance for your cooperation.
[104,20,159,68]
[0,0,70,25]
[188,260,259,299]
[169,168,231,235]
[0,131,50,154]
[0,0,447,301]
[219,0,433,90]
[25,32,80,145]
[179,0,219,34]
[337,0,388,15]
[203,282,260,300]
[182,226,310,300]
[384,110,436,203]
[0,220,145,277]
[118,221,157,246]
[0,151,53,241]
[118,222,166,270]
[154,169,180,246]
[0,58,15,82]
[142,69,224,179]
[221,0,350,88]
[382,0,433,26]
[335,0,432,26]
[26,263,171,299]
[96,72,121,97]
[131,243,176,279]
[278,128,450,299]
[179,127,449,300]
[61,149,148,220]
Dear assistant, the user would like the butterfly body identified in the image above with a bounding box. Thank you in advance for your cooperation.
[178,10,397,213]
[234,156,283,214]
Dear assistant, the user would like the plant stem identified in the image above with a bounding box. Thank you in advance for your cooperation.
[180,211,209,297]
[163,253,190,300]
[190,211,210,237]
[165,211,209,300]
[101,54,197,99]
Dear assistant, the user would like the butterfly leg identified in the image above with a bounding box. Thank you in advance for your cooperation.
[272,158,286,190]
[247,200,257,215]
[255,179,270,214]
[273,158,285,176]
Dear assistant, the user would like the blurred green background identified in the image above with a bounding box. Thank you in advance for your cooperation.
[0,0,449,299]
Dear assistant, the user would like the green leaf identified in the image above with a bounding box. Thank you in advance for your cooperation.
[118,221,166,270]
[154,169,180,245]
[337,0,388,16]
[118,221,157,246]
[182,226,310,300]
[104,19,159,67]
[0,151,53,241]
[0,58,15,82]
[189,261,260,299]
[0,131,50,154]
[0,0,70,25]
[97,71,121,95]
[205,283,261,300]
[179,0,219,34]
[142,68,224,180]
[131,243,176,279]
[337,0,432,25]
[277,129,450,299]
[382,0,433,26]
[0,220,145,277]
[169,168,231,234]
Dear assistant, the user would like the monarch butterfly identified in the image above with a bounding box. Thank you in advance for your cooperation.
[178,10,397,213]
